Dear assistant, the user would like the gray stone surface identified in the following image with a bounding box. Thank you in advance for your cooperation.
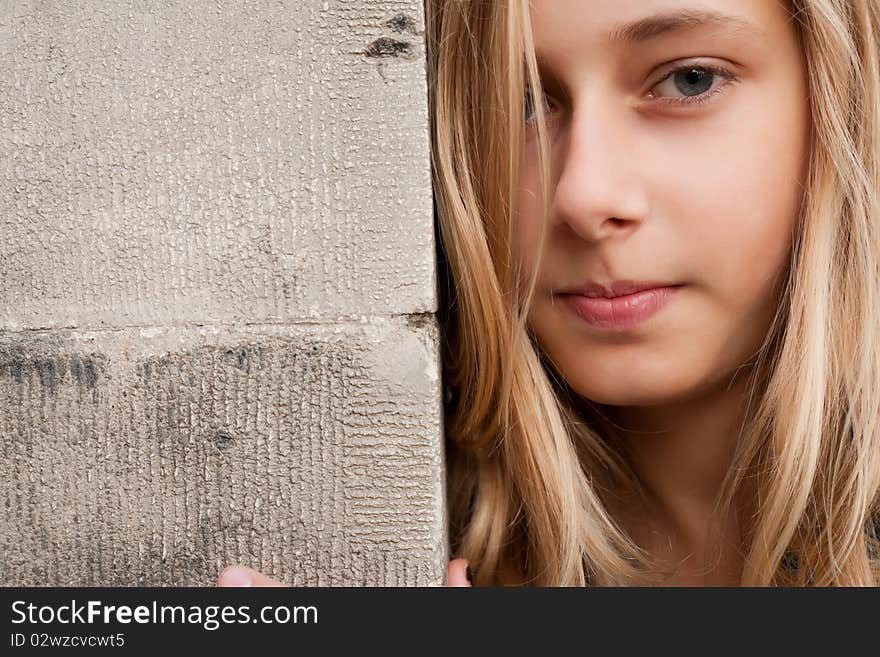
[0,0,444,586]
[0,0,434,330]
[0,320,445,586]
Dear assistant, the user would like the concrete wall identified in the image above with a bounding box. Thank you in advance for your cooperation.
[0,0,446,585]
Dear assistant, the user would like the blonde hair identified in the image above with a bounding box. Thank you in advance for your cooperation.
[427,0,880,585]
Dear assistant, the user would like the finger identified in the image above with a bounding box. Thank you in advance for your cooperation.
[217,565,287,587]
[447,558,472,587]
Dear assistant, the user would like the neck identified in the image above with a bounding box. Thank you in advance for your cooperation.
[594,368,758,584]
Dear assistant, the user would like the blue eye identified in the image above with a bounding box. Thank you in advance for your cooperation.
[649,64,738,107]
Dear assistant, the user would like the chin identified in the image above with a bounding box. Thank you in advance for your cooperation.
[575,387,682,408]
[562,352,705,406]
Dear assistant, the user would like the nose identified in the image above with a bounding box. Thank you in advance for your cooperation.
[551,100,650,243]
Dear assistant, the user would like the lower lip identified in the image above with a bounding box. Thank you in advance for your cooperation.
[561,286,682,330]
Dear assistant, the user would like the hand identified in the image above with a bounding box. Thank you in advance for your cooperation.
[446,557,473,587]
[217,559,473,587]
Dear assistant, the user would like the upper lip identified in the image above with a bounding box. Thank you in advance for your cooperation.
[557,280,680,299]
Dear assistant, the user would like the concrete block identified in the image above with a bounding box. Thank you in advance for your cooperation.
[0,0,435,330]
[0,318,446,585]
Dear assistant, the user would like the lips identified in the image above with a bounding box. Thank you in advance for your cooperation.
[561,280,678,299]
[559,284,683,330]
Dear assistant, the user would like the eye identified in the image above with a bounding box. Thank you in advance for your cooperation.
[523,90,557,125]
[648,62,738,107]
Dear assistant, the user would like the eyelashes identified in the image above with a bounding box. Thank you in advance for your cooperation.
[523,61,739,123]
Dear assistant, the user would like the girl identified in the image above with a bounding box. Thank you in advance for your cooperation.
[219,0,880,587]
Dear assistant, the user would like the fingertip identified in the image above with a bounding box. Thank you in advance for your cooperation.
[217,565,253,587]
[447,558,473,587]
[253,572,288,587]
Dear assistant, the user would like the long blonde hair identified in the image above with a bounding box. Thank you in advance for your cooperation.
[427,0,880,586]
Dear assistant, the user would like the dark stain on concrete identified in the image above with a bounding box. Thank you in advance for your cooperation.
[0,339,105,397]
[385,13,419,35]
[6,360,25,385]
[69,356,99,389]
[213,429,235,451]
[404,312,436,332]
[69,357,86,387]
[364,37,413,58]
[38,358,64,396]
[224,345,266,373]
[140,360,153,384]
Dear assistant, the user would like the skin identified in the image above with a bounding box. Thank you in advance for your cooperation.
[218,0,810,588]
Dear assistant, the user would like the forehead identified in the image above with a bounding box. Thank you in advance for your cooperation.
[528,0,782,60]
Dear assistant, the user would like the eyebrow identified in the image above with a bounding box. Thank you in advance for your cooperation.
[606,8,764,44]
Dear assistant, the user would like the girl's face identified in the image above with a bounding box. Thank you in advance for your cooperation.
[516,0,811,406]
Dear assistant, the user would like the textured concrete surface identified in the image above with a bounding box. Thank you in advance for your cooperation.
[0,320,444,586]
[0,0,444,586]
[0,0,433,330]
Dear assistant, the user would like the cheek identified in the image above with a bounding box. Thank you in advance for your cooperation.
[667,92,807,317]
[513,167,551,287]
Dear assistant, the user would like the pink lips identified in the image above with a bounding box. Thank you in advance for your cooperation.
[560,285,682,330]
